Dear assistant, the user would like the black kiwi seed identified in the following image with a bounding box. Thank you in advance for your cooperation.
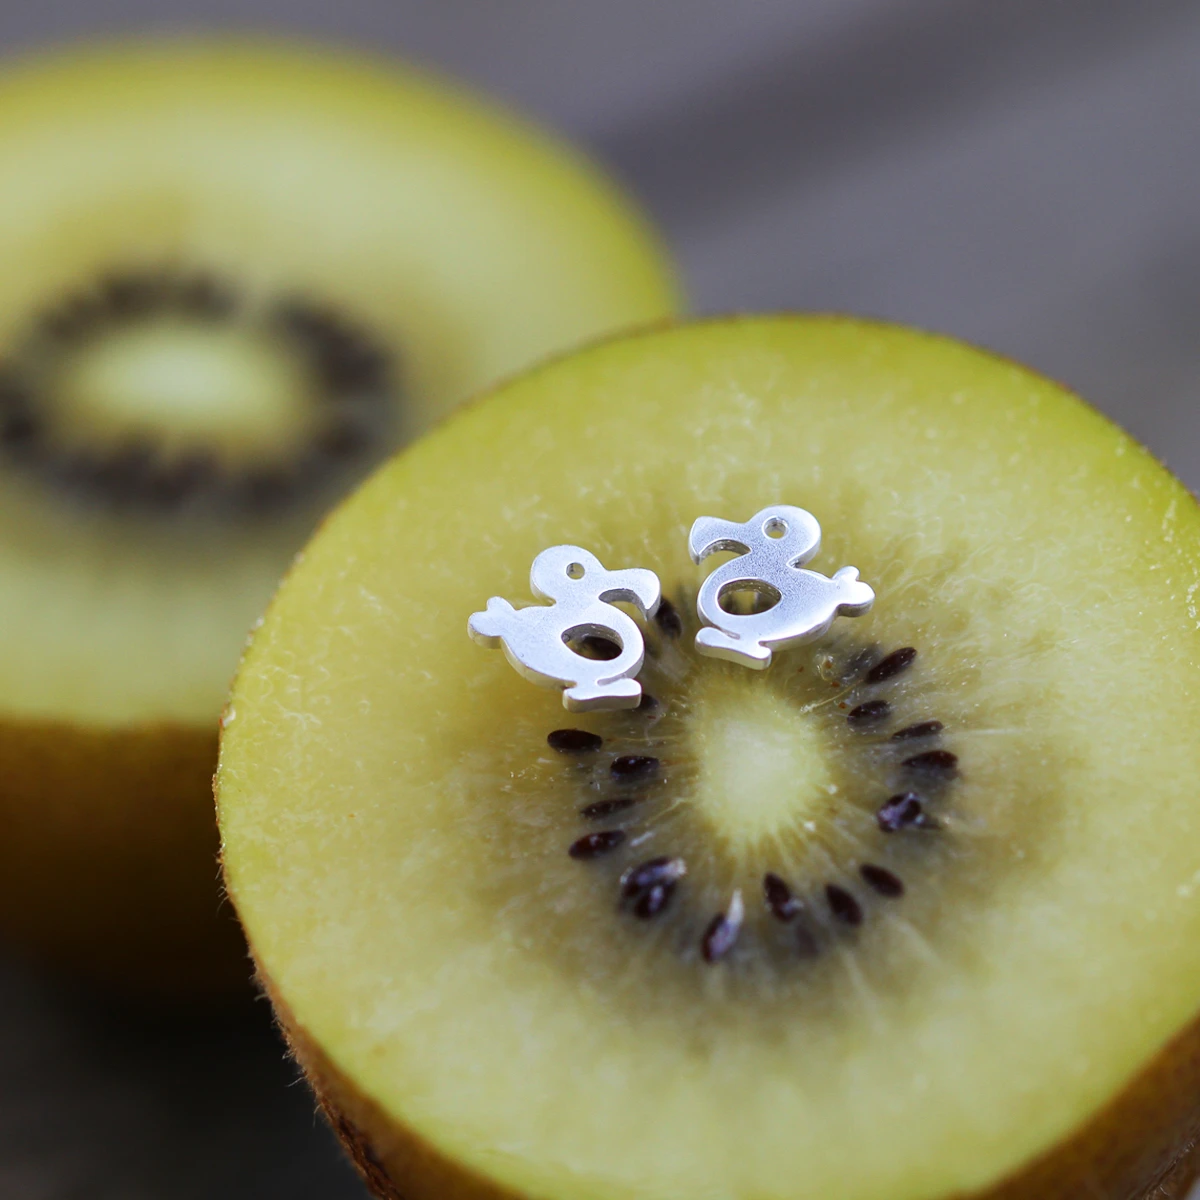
[568,830,627,860]
[548,729,603,754]
[580,797,639,820]
[611,754,659,783]
[619,854,686,916]
[655,597,684,639]
[891,720,944,742]
[621,856,686,918]
[846,700,890,728]
[825,884,864,926]
[632,886,674,919]
[636,693,660,714]
[763,872,803,921]
[622,856,687,893]
[902,749,959,776]
[866,647,917,684]
[860,864,905,897]
[876,792,935,832]
[701,895,744,963]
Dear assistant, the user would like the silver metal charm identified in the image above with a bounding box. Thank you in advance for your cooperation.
[689,505,874,669]
[468,545,661,712]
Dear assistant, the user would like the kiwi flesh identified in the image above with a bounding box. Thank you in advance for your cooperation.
[0,39,678,993]
[218,316,1200,1197]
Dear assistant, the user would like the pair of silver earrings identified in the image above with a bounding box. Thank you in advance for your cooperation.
[468,504,875,712]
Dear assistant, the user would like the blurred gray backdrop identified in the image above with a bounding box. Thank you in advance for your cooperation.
[1,3,1198,1198]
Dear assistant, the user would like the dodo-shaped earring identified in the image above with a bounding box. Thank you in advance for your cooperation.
[468,545,661,712]
[689,504,875,669]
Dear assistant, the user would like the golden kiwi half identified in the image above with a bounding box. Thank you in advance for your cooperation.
[221,316,1200,1198]
[0,39,679,993]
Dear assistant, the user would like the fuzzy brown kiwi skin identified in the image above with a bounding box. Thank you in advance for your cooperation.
[247,950,1200,1200]
[0,718,247,997]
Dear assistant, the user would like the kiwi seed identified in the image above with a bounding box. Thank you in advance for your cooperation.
[876,792,936,832]
[860,864,905,897]
[610,754,659,783]
[825,884,864,926]
[654,596,683,638]
[902,749,959,776]
[701,890,745,963]
[763,873,803,921]
[866,645,917,683]
[547,729,603,754]
[846,699,890,727]
[568,831,627,860]
[621,856,688,919]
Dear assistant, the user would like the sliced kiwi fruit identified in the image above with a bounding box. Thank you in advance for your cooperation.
[0,39,678,993]
[219,316,1200,1198]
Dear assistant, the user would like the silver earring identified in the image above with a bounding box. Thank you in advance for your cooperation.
[468,545,661,712]
[689,505,874,669]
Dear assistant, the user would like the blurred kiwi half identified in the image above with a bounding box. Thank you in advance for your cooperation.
[0,38,679,994]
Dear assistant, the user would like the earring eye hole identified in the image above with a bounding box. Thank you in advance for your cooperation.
[566,562,585,579]
[764,518,787,539]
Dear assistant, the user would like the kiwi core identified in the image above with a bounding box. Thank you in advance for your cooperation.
[692,675,833,855]
[55,320,314,457]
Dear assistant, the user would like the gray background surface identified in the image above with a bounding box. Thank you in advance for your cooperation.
[1,3,1198,1197]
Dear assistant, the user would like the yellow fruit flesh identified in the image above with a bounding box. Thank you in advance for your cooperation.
[0,38,678,731]
[220,317,1200,1198]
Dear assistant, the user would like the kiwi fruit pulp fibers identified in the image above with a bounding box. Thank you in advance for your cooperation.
[0,39,679,993]
[219,316,1200,1198]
